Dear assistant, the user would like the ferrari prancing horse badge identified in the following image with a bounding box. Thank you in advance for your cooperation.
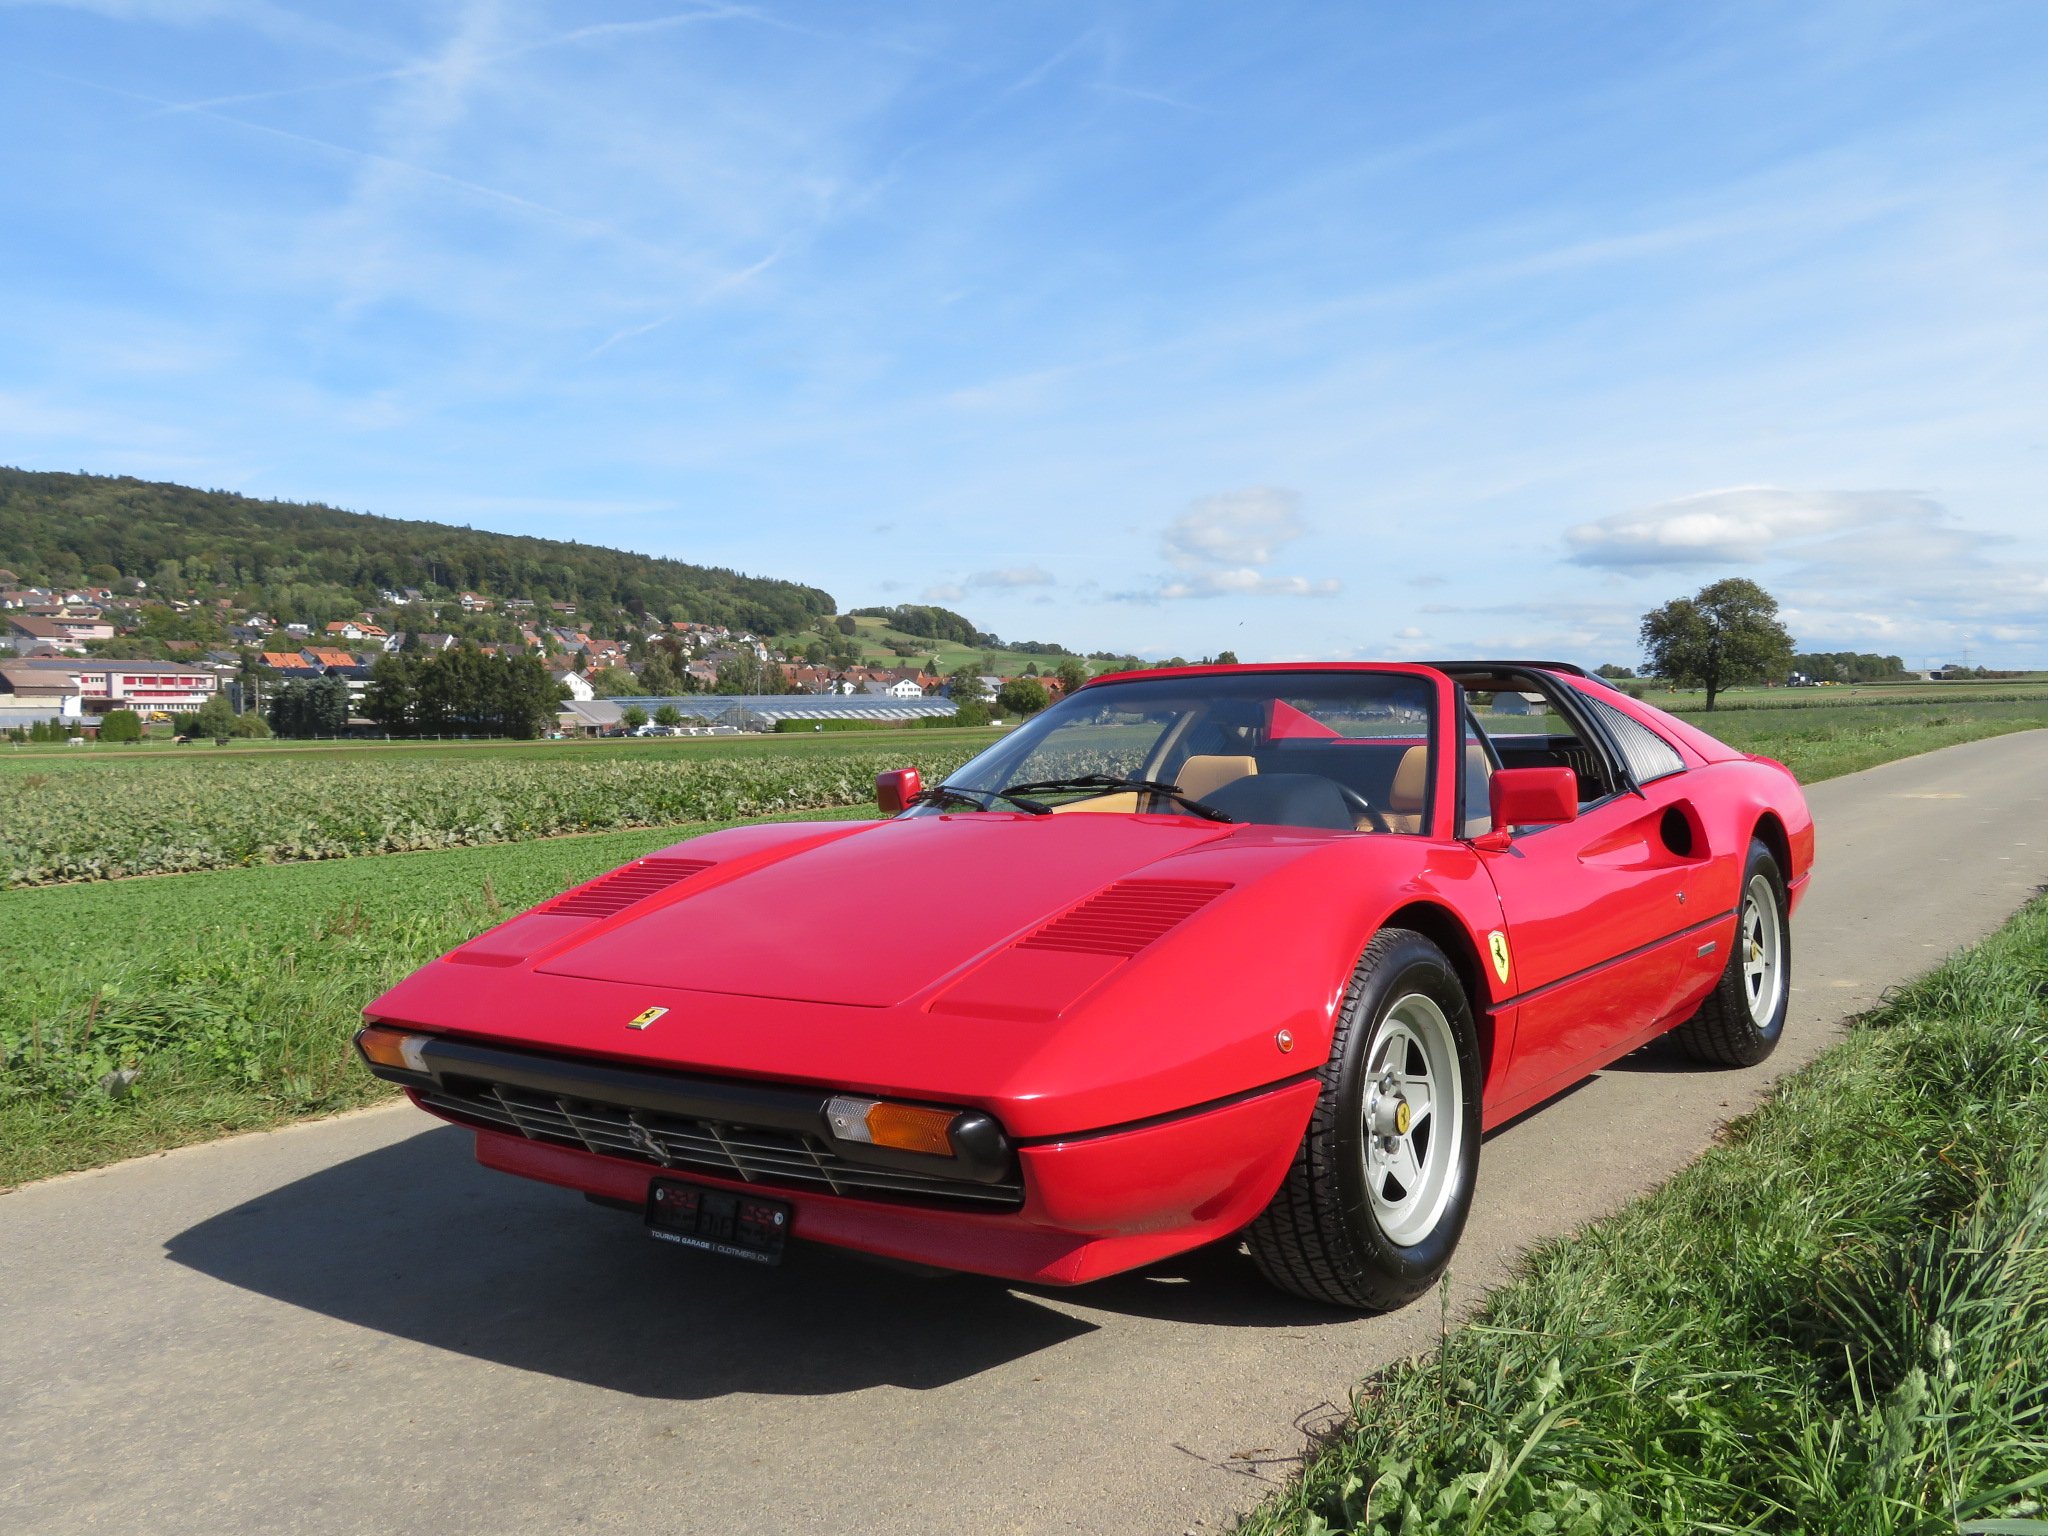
[1488,931,1511,984]
[626,1006,669,1030]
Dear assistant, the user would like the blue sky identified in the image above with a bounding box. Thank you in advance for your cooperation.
[3,1,2046,667]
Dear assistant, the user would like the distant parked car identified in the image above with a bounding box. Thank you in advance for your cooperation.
[359,660,1814,1312]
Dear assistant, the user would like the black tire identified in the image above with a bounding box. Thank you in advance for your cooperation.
[1247,929,1482,1311]
[1671,838,1790,1067]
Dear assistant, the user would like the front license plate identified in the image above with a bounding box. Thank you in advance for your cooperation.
[645,1179,790,1265]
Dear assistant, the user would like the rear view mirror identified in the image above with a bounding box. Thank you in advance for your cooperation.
[876,767,923,814]
[1489,766,1578,829]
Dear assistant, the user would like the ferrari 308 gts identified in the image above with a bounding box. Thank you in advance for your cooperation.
[358,661,1813,1309]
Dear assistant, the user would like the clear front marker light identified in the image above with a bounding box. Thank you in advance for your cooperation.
[825,1096,958,1156]
[355,1024,431,1074]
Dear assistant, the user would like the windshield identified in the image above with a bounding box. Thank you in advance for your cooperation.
[921,670,1438,833]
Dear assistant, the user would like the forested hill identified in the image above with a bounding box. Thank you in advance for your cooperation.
[0,467,835,635]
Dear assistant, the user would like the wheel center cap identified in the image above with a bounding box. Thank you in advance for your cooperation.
[1393,1100,1412,1136]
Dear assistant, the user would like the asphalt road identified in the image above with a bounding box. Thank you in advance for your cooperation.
[5,731,2046,1536]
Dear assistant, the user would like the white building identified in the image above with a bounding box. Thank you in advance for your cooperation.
[0,658,221,717]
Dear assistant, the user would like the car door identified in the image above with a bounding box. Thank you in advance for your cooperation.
[1467,679,1714,1107]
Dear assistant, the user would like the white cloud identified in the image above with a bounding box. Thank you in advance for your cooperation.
[968,564,1054,588]
[921,581,965,602]
[1162,486,1307,570]
[1122,486,1338,601]
[1565,486,1937,569]
[1157,569,1339,599]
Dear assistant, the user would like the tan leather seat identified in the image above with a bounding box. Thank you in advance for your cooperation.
[1461,742,1494,837]
[1047,754,1254,815]
[1384,745,1428,833]
[1175,753,1257,802]
[1049,791,1142,815]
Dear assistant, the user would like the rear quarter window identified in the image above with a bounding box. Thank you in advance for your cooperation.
[1579,693,1686,783]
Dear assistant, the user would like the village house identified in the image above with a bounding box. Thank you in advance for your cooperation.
[547,660,595,701]
[4,615,77,654]
[259,651,324,679]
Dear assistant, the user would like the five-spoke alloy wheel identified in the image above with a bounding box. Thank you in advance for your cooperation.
[1249,928,1481,1311]
[1673,836,1791,1067]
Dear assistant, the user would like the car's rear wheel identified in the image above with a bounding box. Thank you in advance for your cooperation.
[1247,928,1481,1311]
[1670,838,1789,1067]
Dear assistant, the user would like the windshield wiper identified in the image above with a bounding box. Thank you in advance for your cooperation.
[1002,774,1238,823]
[911,783,1052,815]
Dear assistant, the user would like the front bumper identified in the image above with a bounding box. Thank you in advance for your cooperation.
[362,1032,1018,1208]
[378,1036,1318,1286]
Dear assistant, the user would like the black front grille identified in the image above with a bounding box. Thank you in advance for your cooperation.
[420,1079,1025,1209]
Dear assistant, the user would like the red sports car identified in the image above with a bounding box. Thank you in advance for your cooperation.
[358,662,1812,1310]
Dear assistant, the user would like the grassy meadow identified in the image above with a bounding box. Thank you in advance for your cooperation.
[1239,897,2048,1536]
[770,613,1108,676]
[1663,689,2048,780]
[0,809,874,1187]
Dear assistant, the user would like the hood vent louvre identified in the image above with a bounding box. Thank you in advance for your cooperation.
[1017,879,1230,958]
[542,857,714,919]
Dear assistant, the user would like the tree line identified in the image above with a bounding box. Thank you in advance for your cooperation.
[257,647,566,739]
[360,648,567,738]
[0,467,835,637]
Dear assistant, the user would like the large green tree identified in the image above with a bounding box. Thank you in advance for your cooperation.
[1639,577,1795,711]
[945,666,987,703]
[996,678,1051,715]
[180,694,238,740]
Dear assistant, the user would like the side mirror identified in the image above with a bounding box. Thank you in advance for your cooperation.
[1489,766,1578,830]
[876,767,922,814]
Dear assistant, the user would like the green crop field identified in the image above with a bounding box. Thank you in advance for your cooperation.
[0,730,994,887]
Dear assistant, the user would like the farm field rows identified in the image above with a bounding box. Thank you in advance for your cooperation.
[1241,895,2048,1535]
[1,732,990,886]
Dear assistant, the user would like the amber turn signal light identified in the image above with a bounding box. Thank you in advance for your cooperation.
[355,1024,431,1074]
[824,1095,957,1156]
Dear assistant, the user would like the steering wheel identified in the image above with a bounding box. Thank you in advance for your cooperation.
[1336,785,1390,833]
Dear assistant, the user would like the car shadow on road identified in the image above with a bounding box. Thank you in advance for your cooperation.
[1600,1033,1705,1075]
[165,1124,1346,1400]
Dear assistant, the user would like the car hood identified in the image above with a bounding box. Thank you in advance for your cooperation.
[533,812,1242,1007]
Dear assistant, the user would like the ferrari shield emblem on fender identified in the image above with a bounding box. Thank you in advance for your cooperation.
[626,1006,669,1031]
[1488,931,1511,985]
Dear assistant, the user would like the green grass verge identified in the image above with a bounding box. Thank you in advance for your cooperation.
[0,808,873,1187]
[1239,898,2048,1535]
[1669,694,2048,782]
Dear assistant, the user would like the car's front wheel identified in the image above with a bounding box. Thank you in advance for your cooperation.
[1247,928,1481,1311]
